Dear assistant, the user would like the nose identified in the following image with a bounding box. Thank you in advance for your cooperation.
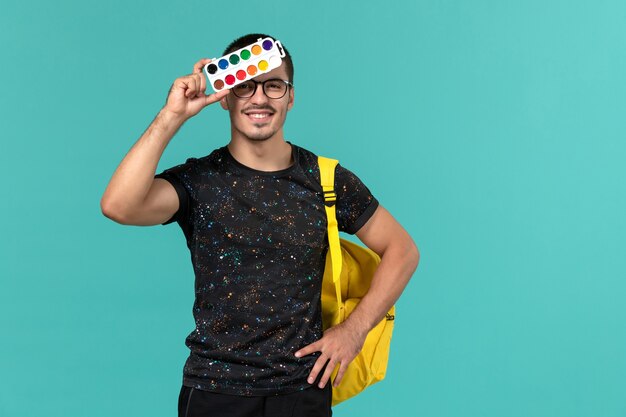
[249,81,270,105]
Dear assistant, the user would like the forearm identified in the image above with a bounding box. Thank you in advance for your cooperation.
[343,242,419,337]
[101,108,185,215]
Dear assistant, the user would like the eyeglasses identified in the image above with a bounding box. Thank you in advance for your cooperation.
[231,78,294,99]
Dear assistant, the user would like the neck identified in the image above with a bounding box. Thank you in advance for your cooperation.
[227,136,294,172]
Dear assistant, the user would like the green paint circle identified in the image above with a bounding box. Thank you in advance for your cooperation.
[240,49,251,60]
[229,54,240,65]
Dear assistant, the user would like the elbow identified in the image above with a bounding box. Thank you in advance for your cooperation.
[100,198,127,224]
[385,237,420,270]
[407,240,420,271]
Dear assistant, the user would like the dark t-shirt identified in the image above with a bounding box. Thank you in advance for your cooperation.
[154,140,379,396]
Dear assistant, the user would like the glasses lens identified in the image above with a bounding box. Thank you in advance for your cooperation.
[232,81,255,98]
[264,80,287,99]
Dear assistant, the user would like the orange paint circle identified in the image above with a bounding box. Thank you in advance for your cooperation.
[251,45,262,55]
[247,65,257,76]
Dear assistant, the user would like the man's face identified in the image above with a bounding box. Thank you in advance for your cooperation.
[220,64,294,142]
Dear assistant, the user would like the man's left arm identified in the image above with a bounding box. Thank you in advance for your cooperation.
[294,204,420,388]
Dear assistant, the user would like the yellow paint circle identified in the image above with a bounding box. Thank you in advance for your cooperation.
[258,60,268,71]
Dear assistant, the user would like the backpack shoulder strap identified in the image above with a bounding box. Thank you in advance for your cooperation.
[317,156,338,206]
[317,156,344,307]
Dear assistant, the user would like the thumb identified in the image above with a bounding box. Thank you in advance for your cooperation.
[201,89,231,107]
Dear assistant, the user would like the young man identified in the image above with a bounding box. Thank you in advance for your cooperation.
[101,33,419,417]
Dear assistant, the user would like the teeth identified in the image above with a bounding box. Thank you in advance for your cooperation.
[249,113,270,119]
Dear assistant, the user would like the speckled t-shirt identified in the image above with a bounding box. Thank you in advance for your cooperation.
[154,140,379,396]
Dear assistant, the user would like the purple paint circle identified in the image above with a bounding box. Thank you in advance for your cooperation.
[262,39,273,51]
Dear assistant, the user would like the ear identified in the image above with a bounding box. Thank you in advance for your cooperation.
[287,87,295,111]
[220,94,230,111]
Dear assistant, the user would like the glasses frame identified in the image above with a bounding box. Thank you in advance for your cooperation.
[231,78,294,99]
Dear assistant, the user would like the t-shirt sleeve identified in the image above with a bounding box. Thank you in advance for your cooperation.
[153,157,197,228]
[334,163,379,235]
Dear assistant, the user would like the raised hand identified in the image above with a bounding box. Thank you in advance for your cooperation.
[163,58,230,121]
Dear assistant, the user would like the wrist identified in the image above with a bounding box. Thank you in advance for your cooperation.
[343,313,371,340]
[159,107,187,127]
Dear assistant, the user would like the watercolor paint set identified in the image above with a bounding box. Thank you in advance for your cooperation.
[204,37,286,92]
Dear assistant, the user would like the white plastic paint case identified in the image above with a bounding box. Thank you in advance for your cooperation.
[204,37,286,92]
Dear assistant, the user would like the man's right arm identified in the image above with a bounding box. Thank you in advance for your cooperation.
[100,58,230,226]
[100,109,185,226]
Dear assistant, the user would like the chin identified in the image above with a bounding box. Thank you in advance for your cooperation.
[246,135,273,142]
[235,123,278,141]
[242,129,277,142]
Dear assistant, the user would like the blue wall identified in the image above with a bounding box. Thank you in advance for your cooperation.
[1,1,625,416]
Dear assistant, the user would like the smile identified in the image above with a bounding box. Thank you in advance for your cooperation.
[244,111,274,123]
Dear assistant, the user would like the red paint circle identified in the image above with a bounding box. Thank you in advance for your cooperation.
[225,74,236,85]
[236,70,246,80]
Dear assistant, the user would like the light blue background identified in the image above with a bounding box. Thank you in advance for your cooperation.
[1,1,625,416]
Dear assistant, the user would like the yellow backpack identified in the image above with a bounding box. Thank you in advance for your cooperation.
[318,155,396,407]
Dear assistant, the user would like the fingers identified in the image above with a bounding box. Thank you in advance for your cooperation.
[193,58,212,95]
[184,76,198,99]
[181,73,209,100]
[191,73,204,98]
[318,359,338,388]
[197,73,205,97]
[306,355,330,385]
[294,326,364,389]
[193,58,213,74]
[295,341,320,358]
[333,362,348,387]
